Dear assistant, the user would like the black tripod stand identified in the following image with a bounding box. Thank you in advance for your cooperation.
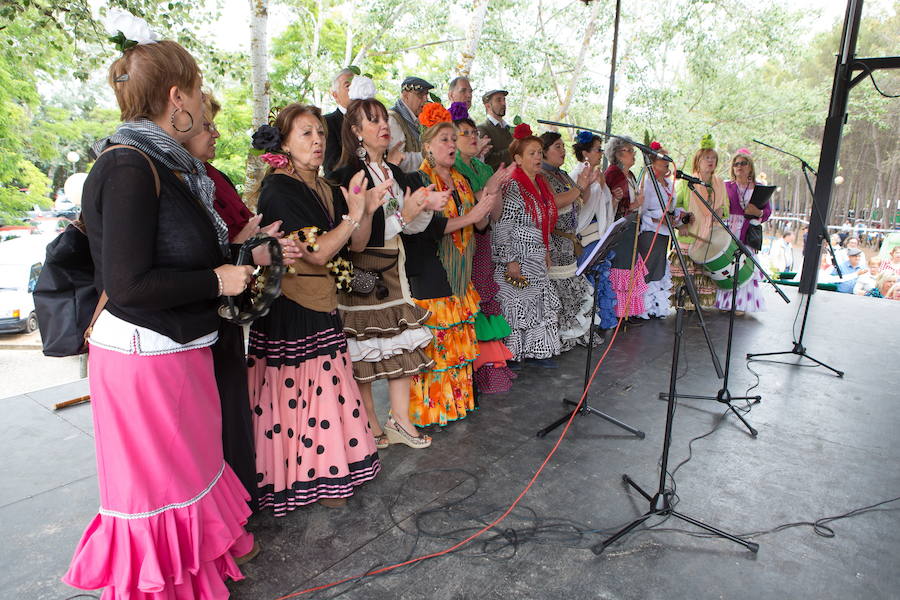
[745,140,844,377]
[660,245,761,436]
[658,180,789,436]
[593,286,759,554]
[536,246,645,439]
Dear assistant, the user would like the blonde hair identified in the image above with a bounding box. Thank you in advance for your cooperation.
[730,152,757,182]
[108,41,202,122]
[691,148,719,176]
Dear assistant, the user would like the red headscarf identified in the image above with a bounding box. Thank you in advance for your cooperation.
[510,165,558,251]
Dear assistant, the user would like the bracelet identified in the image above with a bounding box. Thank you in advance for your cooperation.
[394,211,407,230]
[342,214,361,230]
[214,271,224,297]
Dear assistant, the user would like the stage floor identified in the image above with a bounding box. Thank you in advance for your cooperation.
[4,286,899,599]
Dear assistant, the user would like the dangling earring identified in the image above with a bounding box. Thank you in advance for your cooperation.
[355,136,367,160]
[171,108,194,133]
[426,151,436,168]
[285,151,295,175]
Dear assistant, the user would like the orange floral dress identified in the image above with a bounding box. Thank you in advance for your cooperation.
[405,162,482,427]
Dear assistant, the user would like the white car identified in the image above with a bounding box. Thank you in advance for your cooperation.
[0,236,52,334]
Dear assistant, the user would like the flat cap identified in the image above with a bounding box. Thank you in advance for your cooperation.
[482,89,508,103]
[401,77,434,92]
[847,247,863,256]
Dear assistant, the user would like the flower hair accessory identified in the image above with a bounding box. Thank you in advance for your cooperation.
[575,130,594,145]
[251,125,282,152]
[448,102,470,121]
[348,75,377,101]
[419,103,451,128]
[735,147,752,157]
[513,123,533,139]
[650,141,662,151]
[104,8,159,52]
[259,153,289,169]
[700,134,715,151]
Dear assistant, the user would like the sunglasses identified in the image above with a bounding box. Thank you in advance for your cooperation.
[733,160,749,167]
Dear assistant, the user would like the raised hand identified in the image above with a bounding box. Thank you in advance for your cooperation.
[365,178,394,215]
[339,170,367,220]
[386,141,404,166]
[483,163,515,196]
[234,213,263,244]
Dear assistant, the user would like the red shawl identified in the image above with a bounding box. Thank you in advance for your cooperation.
[510,166,558,251]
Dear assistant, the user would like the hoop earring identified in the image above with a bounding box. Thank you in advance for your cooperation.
[171,108,194,133]
[426,151,436,168]
[355,136,367,160]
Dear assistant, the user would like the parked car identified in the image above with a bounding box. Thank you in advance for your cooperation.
[0,235,52,334]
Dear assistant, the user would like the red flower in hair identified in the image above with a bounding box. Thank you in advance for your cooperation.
[650,141,662,151]
[513,123,532,139]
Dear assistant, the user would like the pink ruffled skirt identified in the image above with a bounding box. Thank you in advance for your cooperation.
[63,345,254,599]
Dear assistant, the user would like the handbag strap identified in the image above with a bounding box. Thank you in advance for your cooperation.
[82,291,108,348]
[360,249,399,273]
[81,145,160,348]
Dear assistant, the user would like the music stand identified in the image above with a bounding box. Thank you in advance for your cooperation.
[536,218,645,439]
[657,177,789,437]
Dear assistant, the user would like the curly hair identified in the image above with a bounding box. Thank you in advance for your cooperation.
[604,137,633,168]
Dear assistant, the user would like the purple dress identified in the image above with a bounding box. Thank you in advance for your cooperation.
[714,180,772,312]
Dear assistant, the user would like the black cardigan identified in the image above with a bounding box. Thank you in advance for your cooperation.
[330,160,450,299]
[82,147,224,343]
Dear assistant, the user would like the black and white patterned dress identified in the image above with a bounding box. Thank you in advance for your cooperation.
[492,180,562,361]
[543,166,598,351]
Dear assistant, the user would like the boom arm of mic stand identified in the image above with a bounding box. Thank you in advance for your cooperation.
[752,139,842,280]
[685,182,790,304]
[640,151,724,379]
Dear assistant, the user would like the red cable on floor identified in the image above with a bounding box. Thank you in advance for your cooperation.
[274,191,675,600]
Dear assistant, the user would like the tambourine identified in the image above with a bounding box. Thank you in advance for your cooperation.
[218,234,286,325]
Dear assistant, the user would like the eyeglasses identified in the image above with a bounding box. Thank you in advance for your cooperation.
[733,160,749,167]
[203,122,219,134]
[620,147,636,154]
[458,130,476,137]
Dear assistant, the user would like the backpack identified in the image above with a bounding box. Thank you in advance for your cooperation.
[34,145,159,356]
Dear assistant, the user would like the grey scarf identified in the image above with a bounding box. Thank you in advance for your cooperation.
[391,98,420,140]
[94,119,229,251]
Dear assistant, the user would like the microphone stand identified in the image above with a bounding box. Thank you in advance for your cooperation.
[661,178,790,436]
[593,286,759,555]
[533,126,752,554]
[745,140,844,377]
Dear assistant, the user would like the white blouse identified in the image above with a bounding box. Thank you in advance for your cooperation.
[364,159,434,242]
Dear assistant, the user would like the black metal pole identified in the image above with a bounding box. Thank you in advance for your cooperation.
[798,0,864,295]
[605,0,621,139]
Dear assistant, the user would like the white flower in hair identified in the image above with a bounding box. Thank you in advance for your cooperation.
[348,76,376,101]
[104,8,159,45]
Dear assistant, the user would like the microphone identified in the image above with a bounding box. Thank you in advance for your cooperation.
[675,170,711,187]
[624,137,674,163]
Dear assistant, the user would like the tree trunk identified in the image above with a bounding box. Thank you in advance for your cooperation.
[456,0,490,77]
[554,0,602,121]
[311,0,323,58]
[246,0,270,205]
